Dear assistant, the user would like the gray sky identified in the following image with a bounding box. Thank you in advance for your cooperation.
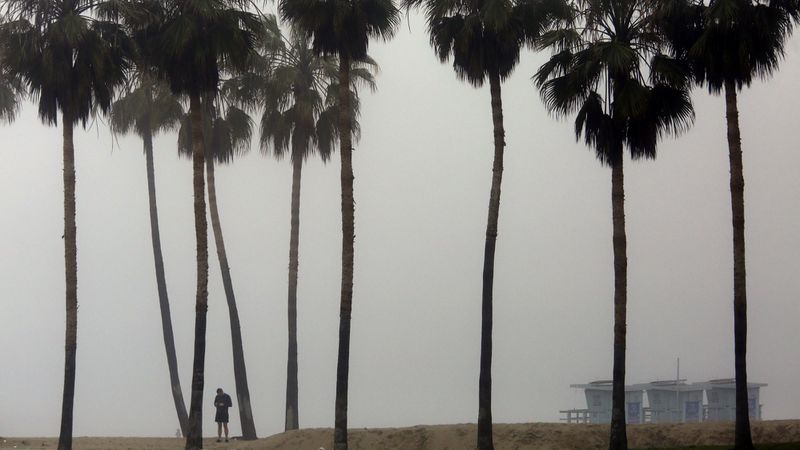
[1,11,799,438]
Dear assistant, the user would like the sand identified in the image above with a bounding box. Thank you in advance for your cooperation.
[2,420,799,450]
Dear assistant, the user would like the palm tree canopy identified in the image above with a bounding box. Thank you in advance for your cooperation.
[178,98,252,164]
[258,30,339,163]
[0,75,20,123]
[657,0,800,93]
[0,21,24,124]
[279,0,400,60]
[0,51,23,123]
[110,73,184,140]
[125,0,260,98]
[0,0,134,126]
[251,28,376,164]
[406,0,571,86]
[534,0,695,165]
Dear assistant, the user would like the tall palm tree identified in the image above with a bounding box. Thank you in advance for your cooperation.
[534,0,694,447]
[278,2,399,449]
[234,23,377,431]
[125,1,260,447]
[108,73,189,436]
[0,1,133,448]
[177,95,258,440]
[403,0,567,447]
[656,1,799,447]
[255,28,338,433]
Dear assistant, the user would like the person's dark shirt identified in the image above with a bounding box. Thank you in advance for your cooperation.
[214,393,232,413]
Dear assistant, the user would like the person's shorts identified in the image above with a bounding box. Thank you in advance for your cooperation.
[215,409,229,423]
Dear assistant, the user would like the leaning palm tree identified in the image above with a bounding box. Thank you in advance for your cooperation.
[0,1,133,448]
[177,94,258,439]
[656,1,799,447]
[403,0,568,447]
[278,1,399,448]
[534,0,694,447]
[234,23,377,431]
[123,1,260,447]
[108,73,189,436]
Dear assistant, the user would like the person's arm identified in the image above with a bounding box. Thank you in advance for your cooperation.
[226,395,233,408]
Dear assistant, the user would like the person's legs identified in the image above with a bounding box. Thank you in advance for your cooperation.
[217,422,222,441]
[223,423,229,441]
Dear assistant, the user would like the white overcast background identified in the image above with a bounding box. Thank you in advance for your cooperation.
[1,11,799,438]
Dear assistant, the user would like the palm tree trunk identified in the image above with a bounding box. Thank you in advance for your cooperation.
[608,156,628,450]
[724,79,754,450]
[477,70,506,450]
[333,55,355,450]
[206,156,258,440]
[285,155,303,431]
[144,127,190,436]
[185,93,209,450]
[57,113,77,450]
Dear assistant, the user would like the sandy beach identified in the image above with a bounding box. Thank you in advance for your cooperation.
[2,419,799,449]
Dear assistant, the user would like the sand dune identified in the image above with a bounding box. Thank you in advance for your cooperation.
[2,419,799,449]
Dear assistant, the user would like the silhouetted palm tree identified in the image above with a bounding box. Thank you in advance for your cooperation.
[0,1,133,448]
[535,0,694,447]
[656,1,799,447]
[109,73,188,436]
[229,21,377,430]
[278,1,399,448]
[254,26,337,432]
[404,0,567,447]
[177,94,258,440]
[124,1,259,447]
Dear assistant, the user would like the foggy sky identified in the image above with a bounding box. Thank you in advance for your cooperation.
[1,11,799,438]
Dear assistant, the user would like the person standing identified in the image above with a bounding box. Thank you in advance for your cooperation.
[214,388,233,442]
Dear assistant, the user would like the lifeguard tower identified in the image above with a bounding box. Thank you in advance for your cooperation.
[562,377,767,424]
[641,380,704,423]
[565,380,644,424]
[697,378,767,421]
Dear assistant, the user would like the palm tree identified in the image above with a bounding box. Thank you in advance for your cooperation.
[403,0,567,447]
[656,1,799,447]
[278,2,399,448]
[0,1,133,448]
[124,1,260,447]
[177,94,258,440]
[534,0,694,447]
[253,27,338,433]
[108,73,189,436]
[232,22,377,430]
